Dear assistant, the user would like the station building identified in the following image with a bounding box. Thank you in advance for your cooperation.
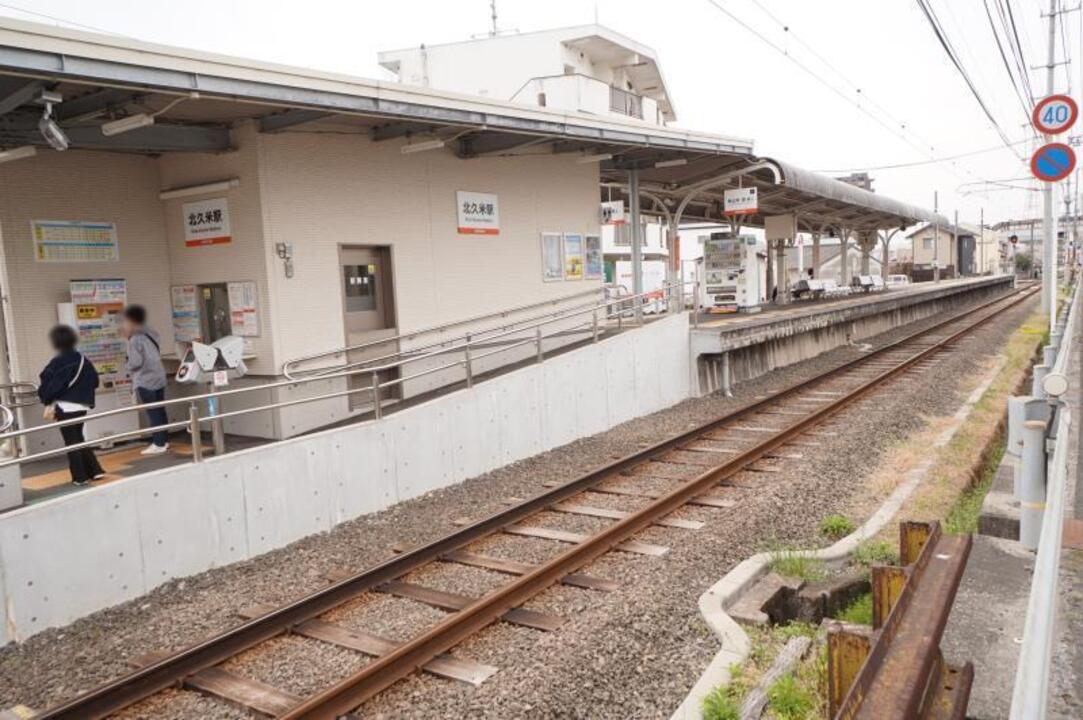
[0,18,946,454]
[0,18,1021,645]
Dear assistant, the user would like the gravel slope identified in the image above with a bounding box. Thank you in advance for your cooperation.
[0,293,1038,718]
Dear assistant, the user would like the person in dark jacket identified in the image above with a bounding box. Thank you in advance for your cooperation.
[37,324,104,486]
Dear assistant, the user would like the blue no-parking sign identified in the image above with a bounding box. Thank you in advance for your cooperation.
[1030,142,1076,183]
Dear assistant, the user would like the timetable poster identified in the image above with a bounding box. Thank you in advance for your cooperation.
[70,279,130,395]
[170,284,201,342]
[33,220,119,262]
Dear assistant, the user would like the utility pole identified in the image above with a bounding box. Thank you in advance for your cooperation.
[490,0,498,37]
[1042,0,1058,321]
[934,191,940,282]
[981,207,985,275]
[1031,220,1037,278]
[953,209,959,275]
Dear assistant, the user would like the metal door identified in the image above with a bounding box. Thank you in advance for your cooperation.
[340,246,397,410]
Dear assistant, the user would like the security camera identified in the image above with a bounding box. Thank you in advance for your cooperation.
[38,101,69,151]
[39,116,68,151]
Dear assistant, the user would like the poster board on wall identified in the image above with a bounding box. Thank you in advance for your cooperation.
[69,279,130,398]
[541,232,563,282]
[227,281,259,337]
[584,234,603,279]
[563,233,585,280]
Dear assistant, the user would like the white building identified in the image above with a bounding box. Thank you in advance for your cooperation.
[379,25,675,126]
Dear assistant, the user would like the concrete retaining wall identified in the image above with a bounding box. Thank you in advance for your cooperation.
[0,313,690,645]
[694,277,1014,393]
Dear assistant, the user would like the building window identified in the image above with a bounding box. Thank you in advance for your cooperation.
[537,92,547,107]
[609,86,643,119]
[923,237,935,250]
[614,223,631,246]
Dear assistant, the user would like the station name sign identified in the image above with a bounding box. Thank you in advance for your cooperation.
[457,191,500,235]
[183,197,232,247]
[723,187,758,216]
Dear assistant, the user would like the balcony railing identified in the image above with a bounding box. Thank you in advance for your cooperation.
[609,85,643,119]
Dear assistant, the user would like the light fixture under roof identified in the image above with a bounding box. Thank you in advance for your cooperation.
[654,158,688,168]
[400,138,446,154]
[576,152,613,163]
[0,145,36,164]
[99,93,199,137]
[101,113,154,137]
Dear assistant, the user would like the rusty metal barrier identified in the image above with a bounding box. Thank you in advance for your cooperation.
[828,521,973,719]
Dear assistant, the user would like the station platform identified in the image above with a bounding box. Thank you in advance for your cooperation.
[691,276,1016,392]
[16,435,267,505]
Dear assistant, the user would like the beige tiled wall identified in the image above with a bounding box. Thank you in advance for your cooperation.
[158,123,278,375]
[0,125,605,441]
[0,150,172,382]
[255,129,604,366]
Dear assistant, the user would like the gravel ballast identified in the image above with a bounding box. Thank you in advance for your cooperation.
[0,293,1038,718]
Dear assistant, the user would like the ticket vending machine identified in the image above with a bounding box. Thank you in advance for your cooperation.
[699,232,761,313]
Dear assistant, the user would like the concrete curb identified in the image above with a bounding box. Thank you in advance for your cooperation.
[669,356,1008,719]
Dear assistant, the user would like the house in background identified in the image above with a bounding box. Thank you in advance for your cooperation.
[379,25,676,126]
[905,222,997,277]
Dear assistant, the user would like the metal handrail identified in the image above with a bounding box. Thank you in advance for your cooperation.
[0,380,38,407]
[0,381,37,433]
[0,282,691,470]
[1010,404,1071,719]
[282,286,604,380]
[1010,280,1079,718]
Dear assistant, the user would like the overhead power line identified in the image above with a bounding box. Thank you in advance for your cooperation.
[983,0,1038,122]
[705,0,1031,203]
[816,139,1030,173]
[915,0,1027,160]
[0,2,126,36]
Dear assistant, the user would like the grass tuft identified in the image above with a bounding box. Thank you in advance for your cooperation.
[767,672,817,719]
[850,539,898,568]
[819,514,856,540]
[944,437,1005,534]
[701,684,740,720]
[835,593,873,625]
[768,550,827,582]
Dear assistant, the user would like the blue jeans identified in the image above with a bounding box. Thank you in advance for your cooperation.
[137,386,168,446]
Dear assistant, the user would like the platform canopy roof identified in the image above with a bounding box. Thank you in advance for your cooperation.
[0,18,945,233]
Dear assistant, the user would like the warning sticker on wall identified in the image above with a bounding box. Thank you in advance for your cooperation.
[183,197,232,247]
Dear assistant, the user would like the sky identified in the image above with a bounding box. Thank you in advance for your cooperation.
[1,0,1077,226]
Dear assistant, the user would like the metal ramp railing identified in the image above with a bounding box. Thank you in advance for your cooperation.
[282,286,612,381]
[0,282,689,474]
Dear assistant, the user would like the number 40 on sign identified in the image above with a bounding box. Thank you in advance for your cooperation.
[1033,94,1078,135]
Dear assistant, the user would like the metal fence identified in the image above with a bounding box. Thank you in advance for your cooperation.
[1009,278,1079,719]
[0,282,690,472]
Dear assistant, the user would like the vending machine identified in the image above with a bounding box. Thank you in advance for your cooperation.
[699,232,761,313]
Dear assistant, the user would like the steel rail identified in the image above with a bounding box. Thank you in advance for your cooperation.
[282,288,1035,719]
[835,523,973,719]
[33,285,1036,720]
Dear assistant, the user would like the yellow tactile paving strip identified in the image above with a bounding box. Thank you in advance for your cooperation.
[22,441,209,491]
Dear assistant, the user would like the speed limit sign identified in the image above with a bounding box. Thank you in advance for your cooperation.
[1033,94,1079,135]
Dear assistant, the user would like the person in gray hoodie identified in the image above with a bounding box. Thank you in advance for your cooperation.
[122,305,170,454]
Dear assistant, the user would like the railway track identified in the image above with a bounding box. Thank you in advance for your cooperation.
[34,284,1037,720]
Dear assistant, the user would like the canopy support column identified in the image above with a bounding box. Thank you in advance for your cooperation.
[629,168,643,323]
